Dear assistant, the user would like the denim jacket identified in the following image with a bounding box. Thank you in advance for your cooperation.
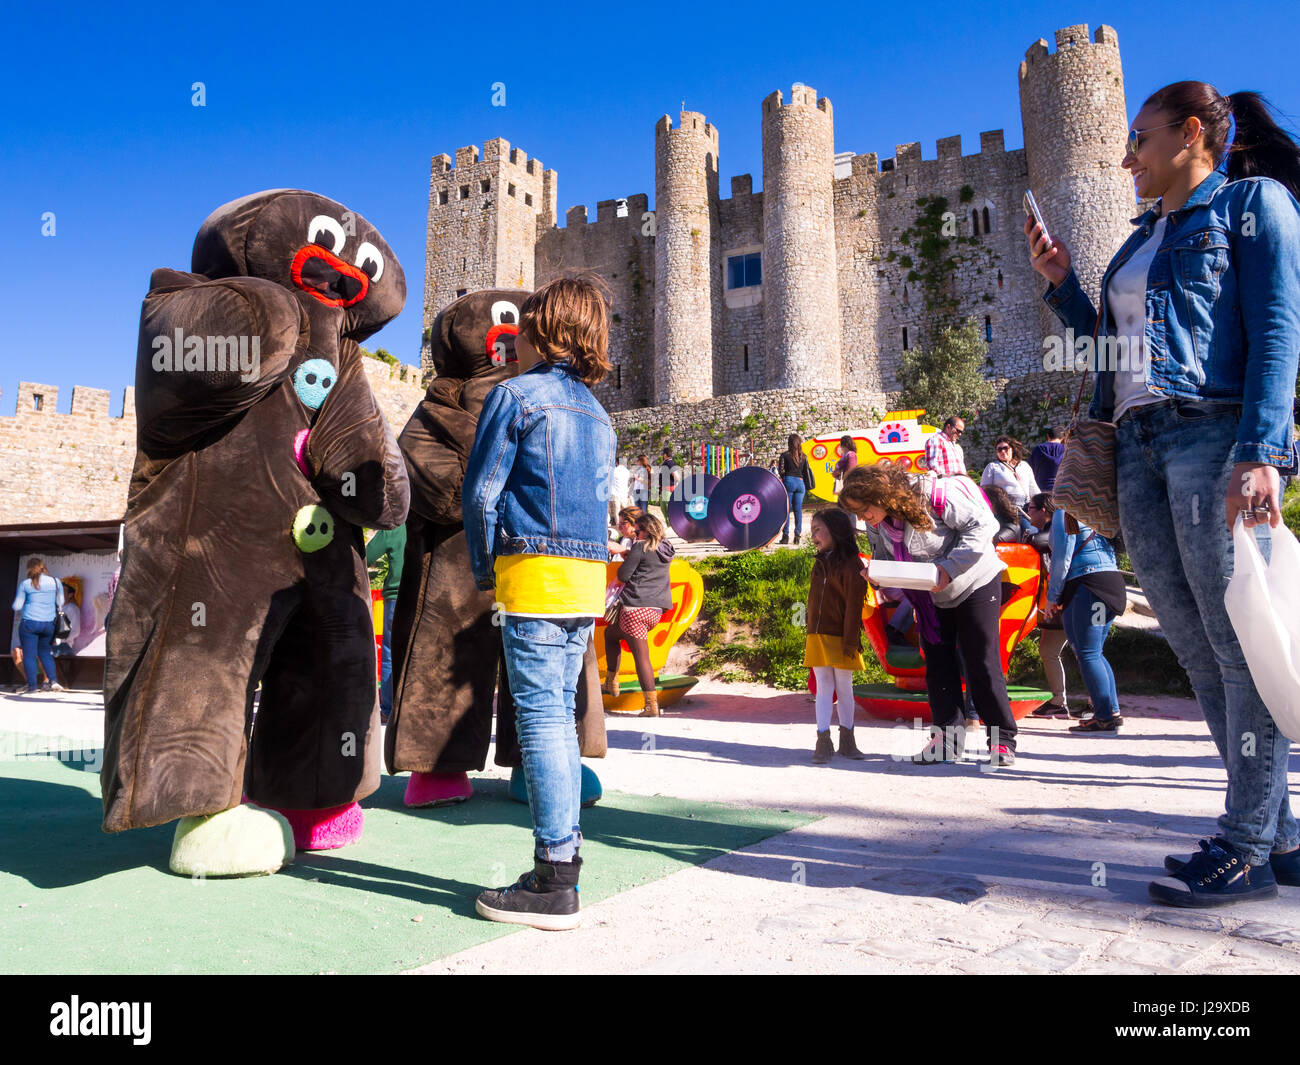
[1044,170,1300,470]
[462,359,617,591]
[1046,508,1117,604]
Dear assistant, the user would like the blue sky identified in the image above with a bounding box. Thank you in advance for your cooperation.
[3,1,1297,416]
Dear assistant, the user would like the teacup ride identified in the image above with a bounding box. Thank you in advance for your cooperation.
[809,543,1052,722]
[598,559,704,712]
[802,410,940,502]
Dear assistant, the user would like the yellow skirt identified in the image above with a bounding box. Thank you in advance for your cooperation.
[803,633,865,671]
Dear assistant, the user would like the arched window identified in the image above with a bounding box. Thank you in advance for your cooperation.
[902,285,909,306]
[982,206,992,234]
[971,209,980,235]
[903,327,909,351]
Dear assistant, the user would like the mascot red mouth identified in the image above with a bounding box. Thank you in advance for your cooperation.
[485,323,519,365]
[291,245,370,307]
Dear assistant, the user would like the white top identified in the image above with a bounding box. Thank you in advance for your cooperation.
[980,460,1041,509]
[1107,216,1168,423]
[611,464,631,503]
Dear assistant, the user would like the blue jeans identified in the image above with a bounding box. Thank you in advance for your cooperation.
[1061,587,1119,719]
[379,598,396,714]
[783,477,806,537]
[1117,400,1297,863]
[18,618,57,691]
[500,615,592,862]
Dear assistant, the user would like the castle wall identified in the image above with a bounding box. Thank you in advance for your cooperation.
[834,131,1043,394]
[716,173,766,396]
[0,362,425,525]
[535,194,657,412]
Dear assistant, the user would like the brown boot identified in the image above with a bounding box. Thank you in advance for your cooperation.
[812,730,834,764]
[638,690,660,717]
[838,726,866,760]
[604,671,621,699]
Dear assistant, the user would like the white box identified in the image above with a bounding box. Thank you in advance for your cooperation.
[867,559,940,590]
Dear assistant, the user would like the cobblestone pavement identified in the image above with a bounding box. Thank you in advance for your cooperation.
[8,683,1299,974]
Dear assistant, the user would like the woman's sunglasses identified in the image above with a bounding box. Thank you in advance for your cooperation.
[1127,120,1183,157]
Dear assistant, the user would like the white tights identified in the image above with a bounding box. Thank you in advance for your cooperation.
[812,666,857,732]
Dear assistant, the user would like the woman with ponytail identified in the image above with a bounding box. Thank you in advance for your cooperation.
[1026,82,1300,908]
[11,558,65,693]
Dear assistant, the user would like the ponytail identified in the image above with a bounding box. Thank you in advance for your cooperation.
[1143,82,1300,200]
[26,558,47,586]
[1225,91,1300,200]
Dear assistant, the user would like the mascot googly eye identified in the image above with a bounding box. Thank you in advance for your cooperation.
[486,300,521,366]
[355,242,384,282]
[306,215,347,255]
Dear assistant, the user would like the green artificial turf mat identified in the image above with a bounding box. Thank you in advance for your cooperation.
[0,736,813,974]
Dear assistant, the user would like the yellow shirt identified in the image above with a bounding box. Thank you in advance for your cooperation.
[493,554,607,617]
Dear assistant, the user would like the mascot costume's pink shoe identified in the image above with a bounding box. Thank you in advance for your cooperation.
[102,190,409,876]
[384,290,606,807]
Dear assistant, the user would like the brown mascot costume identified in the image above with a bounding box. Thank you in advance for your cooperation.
[102,189,410,875]
[385,289,606,808]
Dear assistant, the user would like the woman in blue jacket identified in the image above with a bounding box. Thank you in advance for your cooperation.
[11,558,65,693]
[1027,82,1300,907]
[1043,510,1125,732]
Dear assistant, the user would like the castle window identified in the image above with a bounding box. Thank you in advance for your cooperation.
[743,344,750,372]
[459,186,470,200]
[481,179,491,193]
[985,316,993,343]
[997,270,1004,289]
[508,183,516,198]
[982,206,992,234]
[971,209,981,235]
[902,285,909,306]
[456,289,467,298]
[32,393,44,411]
[524,193,533,207]
[726,252,761,289]
[439,189,449,205]
[902,327,909,351]
[616,366,622,390]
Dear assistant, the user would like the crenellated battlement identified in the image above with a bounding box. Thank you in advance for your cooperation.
[433,140,550,178]
[655,110,719,148]
[1020,23,1120,76]
[762,84,833,120]
[3,382,135,420]
[838,128,1017,179]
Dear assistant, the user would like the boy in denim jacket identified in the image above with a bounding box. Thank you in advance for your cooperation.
[462,277,616,930]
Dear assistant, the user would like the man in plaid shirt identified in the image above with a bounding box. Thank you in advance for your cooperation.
[925,415,967,477]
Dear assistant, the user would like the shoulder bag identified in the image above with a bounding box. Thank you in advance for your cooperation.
[52,579,72,642]
[1051,317,1120,538]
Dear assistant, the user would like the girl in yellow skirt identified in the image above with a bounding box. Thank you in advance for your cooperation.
[803,508,868,764]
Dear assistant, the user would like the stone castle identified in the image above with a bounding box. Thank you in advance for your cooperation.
[422,23,1136,427]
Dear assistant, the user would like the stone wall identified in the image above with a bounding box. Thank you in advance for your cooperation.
[0,360,425,525]
[607,386,896,465]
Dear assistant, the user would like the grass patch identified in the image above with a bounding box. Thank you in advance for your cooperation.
[689,544,890,691]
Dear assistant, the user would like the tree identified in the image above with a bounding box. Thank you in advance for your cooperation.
[897,320,997,423]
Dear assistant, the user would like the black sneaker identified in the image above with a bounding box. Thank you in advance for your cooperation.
[1149,837,1278,908]
[1069,715,1122,734]
[1031,702,1067,718]
[912,727,964,765]
[1165,844,1300,886]
[1068,702,1093,720]
[475,856,582,930]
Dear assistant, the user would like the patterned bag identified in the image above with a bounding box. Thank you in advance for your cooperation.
[1052,320,1120,538]
[604,580,626,626]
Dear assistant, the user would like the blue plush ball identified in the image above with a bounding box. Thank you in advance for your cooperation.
[293,358,337,411]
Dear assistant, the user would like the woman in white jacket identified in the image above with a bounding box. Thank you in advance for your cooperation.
[980,435,1041,510]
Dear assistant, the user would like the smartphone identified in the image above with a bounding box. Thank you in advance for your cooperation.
[1023,190,1053,249]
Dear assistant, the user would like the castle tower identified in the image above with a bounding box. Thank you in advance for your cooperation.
[1019,25,1135,345]
[761,85,841,390]
[653,111,719,404]
[422,138,557,370]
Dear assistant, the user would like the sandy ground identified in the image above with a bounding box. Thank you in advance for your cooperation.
[6,681,1300,975]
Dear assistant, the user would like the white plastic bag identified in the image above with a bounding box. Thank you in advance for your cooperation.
[1224,516,1300,742]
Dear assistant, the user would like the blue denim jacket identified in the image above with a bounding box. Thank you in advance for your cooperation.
[1046,508,1118,603]
[462,359,617,591]
[1044,170,1300,470]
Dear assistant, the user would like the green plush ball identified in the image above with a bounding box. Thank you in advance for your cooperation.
[292,504,335,553]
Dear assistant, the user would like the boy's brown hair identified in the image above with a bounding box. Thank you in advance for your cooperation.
[519,276,612,386]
